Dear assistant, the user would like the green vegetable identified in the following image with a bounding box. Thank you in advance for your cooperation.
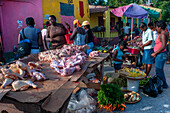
[97,84,125,107]
[139,77,150,86]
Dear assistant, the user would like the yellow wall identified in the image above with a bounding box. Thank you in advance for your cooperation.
[90,11,118,38]
[90,12,104,28]
[42,0,90,24]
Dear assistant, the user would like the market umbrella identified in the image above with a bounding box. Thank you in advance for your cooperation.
[140,4,162,19]
[111,3,148,39]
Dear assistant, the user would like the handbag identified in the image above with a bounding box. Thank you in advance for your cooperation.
[17,28,31,58]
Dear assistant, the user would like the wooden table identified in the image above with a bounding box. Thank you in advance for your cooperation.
[0,53,110,113]
[125,53,138,65]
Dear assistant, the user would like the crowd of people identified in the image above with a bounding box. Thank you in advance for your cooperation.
[8,15,170,88]
[112,20,169,88]
[17,15,95,57]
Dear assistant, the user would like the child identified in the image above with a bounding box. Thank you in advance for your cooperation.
[112,41,127,73]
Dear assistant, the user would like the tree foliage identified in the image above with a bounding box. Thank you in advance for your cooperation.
[88,0,106,6]
[153,0,170,21]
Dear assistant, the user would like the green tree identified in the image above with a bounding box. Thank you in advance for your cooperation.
[88,0,106,6]
[88,0,97,5]
[153,0,170,21]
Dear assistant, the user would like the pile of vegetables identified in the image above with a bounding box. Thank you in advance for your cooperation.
[122,68,146,77]
[97,84,126,112]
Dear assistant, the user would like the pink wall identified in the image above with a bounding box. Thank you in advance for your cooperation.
[0,0,43,52]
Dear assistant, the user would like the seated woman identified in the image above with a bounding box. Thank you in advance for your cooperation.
[112,41,127,73]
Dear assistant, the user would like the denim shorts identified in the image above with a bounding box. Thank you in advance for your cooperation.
[142,49,155,64]
[114,63,122,70]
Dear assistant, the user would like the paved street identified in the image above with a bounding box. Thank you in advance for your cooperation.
[96,62,170,113]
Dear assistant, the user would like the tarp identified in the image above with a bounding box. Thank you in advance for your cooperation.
[111,4,148,18]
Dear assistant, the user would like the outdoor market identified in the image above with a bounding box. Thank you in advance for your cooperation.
[0,0,169,113]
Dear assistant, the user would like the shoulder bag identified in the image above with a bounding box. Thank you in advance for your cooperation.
[17,28,31,58]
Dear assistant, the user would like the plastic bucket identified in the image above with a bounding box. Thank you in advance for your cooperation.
[127,79,139,92]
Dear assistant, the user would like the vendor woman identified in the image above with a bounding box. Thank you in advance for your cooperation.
[112,41,127,73]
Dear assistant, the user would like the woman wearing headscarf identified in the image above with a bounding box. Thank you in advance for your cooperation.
[70,19,86,46]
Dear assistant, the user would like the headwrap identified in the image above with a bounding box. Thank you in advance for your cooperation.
[82,21,90,26]
[73,19,81,27]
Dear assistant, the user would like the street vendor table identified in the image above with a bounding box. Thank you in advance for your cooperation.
[125,52,138,66]
[0,52,110,113]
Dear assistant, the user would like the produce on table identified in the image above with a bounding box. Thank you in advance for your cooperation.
[111,77,127,88]
[128,46,139,49]
[89,51,99,57]
[124,91,140,103]
[121,68,146,77]
[97,84,126,112]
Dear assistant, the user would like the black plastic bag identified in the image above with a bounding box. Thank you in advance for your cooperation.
[17,29,31,59]
[143,77,158,97]
[136,51,142,67]
[152,76,163,94]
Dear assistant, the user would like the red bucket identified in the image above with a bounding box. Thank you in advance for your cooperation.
[128,47,139,54]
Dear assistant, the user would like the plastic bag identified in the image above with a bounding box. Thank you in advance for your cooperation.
[136,51,142,67]
[143,77,158,97]
[152,76,163,94]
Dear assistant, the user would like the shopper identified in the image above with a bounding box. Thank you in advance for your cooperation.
[41,21,51,50]
[148,22,158,41]
[123,23,131,35]
[70,19,86,46]
[18,17,44,54]
[133,23,140,36]
[139,22,154,77]
[151,20,169,88]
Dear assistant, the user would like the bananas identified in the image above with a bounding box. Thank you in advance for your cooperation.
[122,68,146,77]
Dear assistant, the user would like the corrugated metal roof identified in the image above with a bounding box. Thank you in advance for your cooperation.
[89,5,109,13]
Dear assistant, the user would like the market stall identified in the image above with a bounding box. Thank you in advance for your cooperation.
[0,45,110,113]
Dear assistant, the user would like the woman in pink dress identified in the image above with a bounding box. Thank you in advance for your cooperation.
[151,21,169,88]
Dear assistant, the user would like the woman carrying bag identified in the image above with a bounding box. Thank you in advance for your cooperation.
[18,17,44,58]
